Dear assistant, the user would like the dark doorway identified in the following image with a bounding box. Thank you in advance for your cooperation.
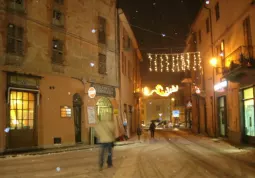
[218,96,227,137]
[73,93,82,143]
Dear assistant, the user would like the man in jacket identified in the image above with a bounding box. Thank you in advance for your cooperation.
[95,118,115,171]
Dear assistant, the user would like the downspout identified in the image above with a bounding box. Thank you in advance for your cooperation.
[203,4,215,136]
[116,1,122,135]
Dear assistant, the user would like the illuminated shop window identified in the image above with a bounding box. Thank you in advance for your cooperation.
[60,106,72,117]
[10,91,35,130]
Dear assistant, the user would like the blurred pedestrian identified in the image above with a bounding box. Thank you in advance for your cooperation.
[149,121,156,138]
[136,125,142,140]
[95,117,115,171]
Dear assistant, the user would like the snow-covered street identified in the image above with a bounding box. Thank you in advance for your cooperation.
[1,130,255,178]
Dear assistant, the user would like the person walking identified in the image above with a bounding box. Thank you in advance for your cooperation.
[95,117,115,171]
[136,125,142,140]
[149,121,156,138]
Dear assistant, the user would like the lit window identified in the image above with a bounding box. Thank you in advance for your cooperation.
[9,91,35,130]
[60,106,72,117]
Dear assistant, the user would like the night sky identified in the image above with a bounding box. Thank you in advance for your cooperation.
[118,0,202,85]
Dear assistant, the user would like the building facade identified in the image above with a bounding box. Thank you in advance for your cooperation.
[0,0,121,152]
[186,0,255,144]
[118,9,142,137]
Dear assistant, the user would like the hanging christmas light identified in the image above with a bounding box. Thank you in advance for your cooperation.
[154,54,158,72]
[198,52,202,70]
[172,55,175,72]
[176,54,180,72]
[165,54,170,72]
[148,54,152,72]
[160,55,164,72]
[186,53,190,70]
[181,54,185,71]
[193,53,197,71]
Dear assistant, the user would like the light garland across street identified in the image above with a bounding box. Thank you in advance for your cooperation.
[147,52,203,72]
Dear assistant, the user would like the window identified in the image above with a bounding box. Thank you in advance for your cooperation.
[60,106,71,117]
[123,29,131,49]
[198,30,202,44]
[98,16,106,44]
[52,39,64,65]
[122,53,127,76]
[122,52,126,75]
[156,105,160,111]
[215,2,220,21]
[52,9,64,27]
[206,17,210,33]
[128,60,132,80]
[9,91,35,130]
[243,87,255,136]
[98,53,107,74]
[8,0,25,12]
[7,24,24,55]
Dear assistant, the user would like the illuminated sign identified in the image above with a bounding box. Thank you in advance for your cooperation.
[214,81,227,92]
[88,87,96,98]
[172,110,180,117]
[143,85,179,97]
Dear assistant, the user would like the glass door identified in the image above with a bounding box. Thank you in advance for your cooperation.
[218,96,227,136]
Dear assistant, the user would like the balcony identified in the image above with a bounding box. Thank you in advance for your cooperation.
[223,46,255,84]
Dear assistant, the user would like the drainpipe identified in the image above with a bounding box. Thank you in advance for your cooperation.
[116,1,123,135]
[203,4,216,137]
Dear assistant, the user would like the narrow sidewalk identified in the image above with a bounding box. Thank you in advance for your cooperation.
[0,135,140,159]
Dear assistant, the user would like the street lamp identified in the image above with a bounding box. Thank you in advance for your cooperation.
[210,58,217,67]
[210,57,217,137]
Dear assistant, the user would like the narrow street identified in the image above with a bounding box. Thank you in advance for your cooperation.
[1,130,255,178]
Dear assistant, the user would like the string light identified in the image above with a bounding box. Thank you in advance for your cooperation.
[148,54,152,72]
[187,53,190,70]
[176,54,180,72]
[193,53,197,71]
[147,52,202,72]
[172,55,175,72]
[154,54,158,72]
[160,55,164,72]
[198,52,202,70]
[165,54,170,72]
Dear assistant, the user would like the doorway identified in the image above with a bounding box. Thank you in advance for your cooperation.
[7,90,37,149]
[218,96,227,137]
[73,93,82,143]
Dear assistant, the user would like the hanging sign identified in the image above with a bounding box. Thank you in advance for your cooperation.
[143,84,179,97]
[88,87,96,98]
[214,81,227,92]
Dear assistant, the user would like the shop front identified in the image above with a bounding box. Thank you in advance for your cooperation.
[87,83,119,145]
[241,87,255,144]
[5,73,41,150]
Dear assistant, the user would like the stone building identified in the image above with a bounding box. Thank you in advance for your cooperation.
[118,9,142,137]
[0,0,120,152]
[185,0,255,144]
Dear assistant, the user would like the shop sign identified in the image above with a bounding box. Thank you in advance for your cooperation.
[172,110,180,117]
[214,81,227,92]
[91,83,116,97]
[88,87,96,98]
[187,101,192,108]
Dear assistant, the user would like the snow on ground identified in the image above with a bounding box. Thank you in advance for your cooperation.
[0,130,254,178]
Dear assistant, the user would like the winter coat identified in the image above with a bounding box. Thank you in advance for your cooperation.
[95,120,115,143]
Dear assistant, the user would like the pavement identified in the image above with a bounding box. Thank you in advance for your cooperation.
[0,135,141,159]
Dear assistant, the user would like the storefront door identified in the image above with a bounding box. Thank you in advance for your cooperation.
[218,96,227,136]
[8,91,37,149]
[243,88,255,138]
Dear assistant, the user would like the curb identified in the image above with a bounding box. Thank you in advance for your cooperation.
[0,141,138,159]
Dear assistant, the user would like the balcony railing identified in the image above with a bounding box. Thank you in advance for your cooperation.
[225,46,254,72]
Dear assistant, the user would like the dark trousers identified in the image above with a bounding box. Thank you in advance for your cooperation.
[150,130,155,138]
[99,142,113,168]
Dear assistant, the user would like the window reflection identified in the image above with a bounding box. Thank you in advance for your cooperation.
[9,91,35,130]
